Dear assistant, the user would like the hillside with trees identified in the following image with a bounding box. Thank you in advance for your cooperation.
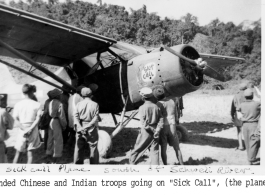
[0,0,261,87]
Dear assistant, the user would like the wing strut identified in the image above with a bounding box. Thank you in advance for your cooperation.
[0,59,66,91]
[107,48,128,105]
[0,39,75,92]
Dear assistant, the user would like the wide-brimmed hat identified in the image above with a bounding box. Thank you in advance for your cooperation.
[49,88,63,98]
[81,87,92,97]
[139,87,153,98]
[244,88,253,97]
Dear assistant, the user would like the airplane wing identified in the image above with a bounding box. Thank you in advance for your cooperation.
[0,4,116,66]
[199,53,245,82]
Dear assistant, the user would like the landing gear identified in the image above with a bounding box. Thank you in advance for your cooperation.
[176,125,189,142]
[97,110,139,158]
[98,130,112,158]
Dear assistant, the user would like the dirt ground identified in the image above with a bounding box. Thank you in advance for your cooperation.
[5,93,257,165]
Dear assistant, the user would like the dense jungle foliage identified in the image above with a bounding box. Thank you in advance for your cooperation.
[1,0,261,86]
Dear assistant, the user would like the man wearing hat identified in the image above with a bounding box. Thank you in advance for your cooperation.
[154,88,184,165]
[13,84,42,164]
[0,94,14,163]
[231,82,248,151]
[73,87,100,164]
[238,88,261,165]
[45,88,67,163]
[247,81,261,102]
[129,87,163,165]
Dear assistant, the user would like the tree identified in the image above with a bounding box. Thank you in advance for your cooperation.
[6,1,261,85]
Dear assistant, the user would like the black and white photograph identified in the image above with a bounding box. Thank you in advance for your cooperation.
[0,0,262,173]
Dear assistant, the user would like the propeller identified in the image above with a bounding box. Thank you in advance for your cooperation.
[162,45,245,82]
[199,53,245,82]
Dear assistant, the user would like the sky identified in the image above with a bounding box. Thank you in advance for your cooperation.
[3,0,262,25]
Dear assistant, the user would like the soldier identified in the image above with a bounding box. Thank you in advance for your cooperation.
[45,89,67,163]
[247,81,261,102]
[154,89,184,165]
[231,83,247,151]
[13,84,42,164]
[0,95,14,163]
[74,87,100,164]
[238,88,261,165]
[129,87,163,165]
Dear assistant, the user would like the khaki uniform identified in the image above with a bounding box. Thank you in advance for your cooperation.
[248,118,261,161]
[157,98,179,146]
[73,98,99,164]
[46,99,67,157]
[238,100,261,162]
[157,98,181,164]
[13,99,41,152]
[130,100,163,165]
[231,91,246,126]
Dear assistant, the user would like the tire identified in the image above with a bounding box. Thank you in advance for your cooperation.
[175,125,189,142]
[97,130,112,158]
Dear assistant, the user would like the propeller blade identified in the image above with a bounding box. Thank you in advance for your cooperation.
[202,64,231,82]
[163,45,245,82]
[200,53,245,82]
[162,45,198,67]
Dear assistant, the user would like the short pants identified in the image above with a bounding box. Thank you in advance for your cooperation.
[14,124,41,153]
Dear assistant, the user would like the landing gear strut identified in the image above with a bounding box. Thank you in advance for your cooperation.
[97,109,139,158]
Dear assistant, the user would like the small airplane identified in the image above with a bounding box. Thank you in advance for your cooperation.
[0,4,244,157]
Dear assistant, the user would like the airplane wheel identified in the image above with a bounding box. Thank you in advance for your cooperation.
[176,130,182,142]
[98,130,112,158]
[176,125,189,142]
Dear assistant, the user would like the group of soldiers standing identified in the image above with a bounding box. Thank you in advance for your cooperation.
[0,84,100,164]
[0,79,260,165]
[231,81,261,165]
[130,87,184,165]
[0,82,184,165]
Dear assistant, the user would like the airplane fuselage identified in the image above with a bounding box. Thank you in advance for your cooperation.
[83,44,203,113]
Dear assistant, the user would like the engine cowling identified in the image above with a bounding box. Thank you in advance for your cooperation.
[127,44,203,106]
